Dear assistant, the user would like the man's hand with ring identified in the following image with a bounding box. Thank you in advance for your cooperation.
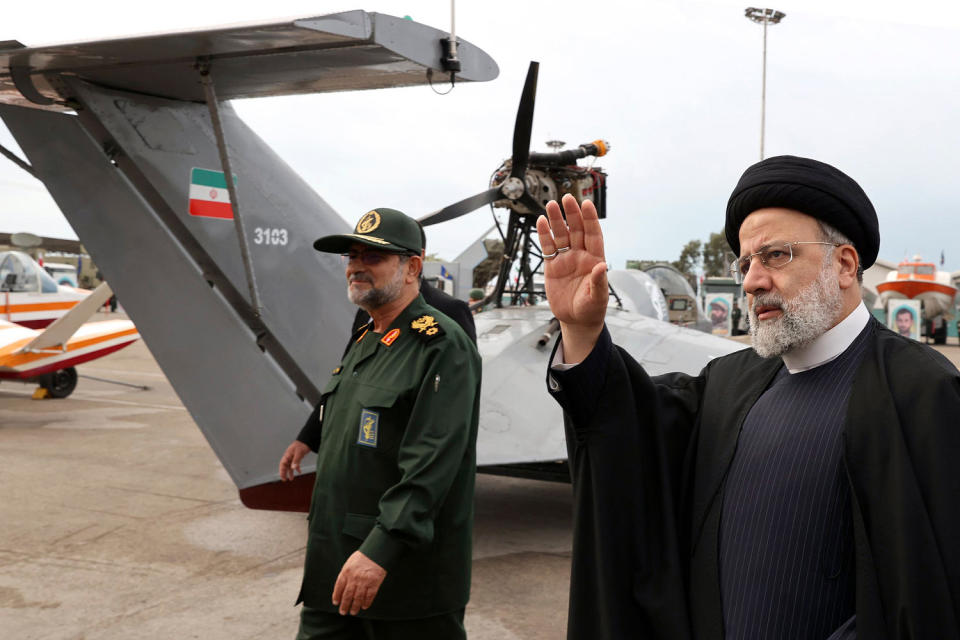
[278,440,310,481]
[535,193,609,364]
[332,550,387,615]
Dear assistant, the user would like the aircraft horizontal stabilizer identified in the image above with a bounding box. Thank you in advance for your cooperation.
[21,282,113,352]
[0,11,498,110]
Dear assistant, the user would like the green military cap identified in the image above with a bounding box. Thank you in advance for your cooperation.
[313,208,424,254]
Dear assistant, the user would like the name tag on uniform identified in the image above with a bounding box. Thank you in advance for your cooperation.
[357,409,379,448]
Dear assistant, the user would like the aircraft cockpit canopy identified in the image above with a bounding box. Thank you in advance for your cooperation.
[606,269,669,321]
[643,264,698,299]
[0,251,59,293]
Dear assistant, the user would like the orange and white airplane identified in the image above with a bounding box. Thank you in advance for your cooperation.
[0,280,139,397]
[1,250,89,328]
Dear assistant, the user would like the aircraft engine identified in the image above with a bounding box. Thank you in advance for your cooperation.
[490,163,605,217]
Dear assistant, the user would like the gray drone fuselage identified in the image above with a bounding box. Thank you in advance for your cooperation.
[0,11,739,509]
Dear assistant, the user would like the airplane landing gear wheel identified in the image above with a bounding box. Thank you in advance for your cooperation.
[39,367,78,398]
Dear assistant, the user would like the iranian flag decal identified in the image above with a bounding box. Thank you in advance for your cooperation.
[189,168,236,219]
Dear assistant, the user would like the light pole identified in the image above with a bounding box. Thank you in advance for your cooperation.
[745,7,785,160]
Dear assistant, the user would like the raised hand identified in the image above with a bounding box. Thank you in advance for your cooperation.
[536,194,608,363]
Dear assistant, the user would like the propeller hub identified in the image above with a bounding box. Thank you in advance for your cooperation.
[501,176,525,200]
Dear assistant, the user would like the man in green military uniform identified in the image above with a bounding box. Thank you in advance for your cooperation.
[278,207,482,639]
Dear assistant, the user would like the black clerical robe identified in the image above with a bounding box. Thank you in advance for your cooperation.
[548,318,960,639]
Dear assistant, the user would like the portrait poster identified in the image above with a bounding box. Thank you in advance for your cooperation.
[708,293,733,337]
[888,300,921,341]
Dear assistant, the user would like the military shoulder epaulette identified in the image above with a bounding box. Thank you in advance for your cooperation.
[410,314,445,342]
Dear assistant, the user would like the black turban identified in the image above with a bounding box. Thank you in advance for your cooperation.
[725,155,879,268]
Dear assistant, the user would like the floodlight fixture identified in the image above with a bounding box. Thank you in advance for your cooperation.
[745,7,785,24]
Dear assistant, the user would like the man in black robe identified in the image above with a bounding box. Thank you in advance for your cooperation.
[536,156,960,639]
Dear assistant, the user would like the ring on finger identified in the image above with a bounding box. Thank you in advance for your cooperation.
[543,249,559,260]
[556,246,571,253]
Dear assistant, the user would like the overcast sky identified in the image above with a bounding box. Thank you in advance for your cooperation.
[3,0,959,273]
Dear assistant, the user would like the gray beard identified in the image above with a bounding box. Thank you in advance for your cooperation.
[748,261,844,358]
[348,267,405,310]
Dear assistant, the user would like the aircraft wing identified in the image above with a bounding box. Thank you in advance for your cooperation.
[0,10,498,111]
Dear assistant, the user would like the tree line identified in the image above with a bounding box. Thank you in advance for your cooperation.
[671,231,736,288]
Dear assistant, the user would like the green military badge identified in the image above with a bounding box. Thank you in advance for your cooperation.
[355,210,381,234]
[357,409,379,448]
[411,314,445,341]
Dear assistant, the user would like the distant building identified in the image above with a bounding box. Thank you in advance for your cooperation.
[701,276,741,298]
[626,259,672,271]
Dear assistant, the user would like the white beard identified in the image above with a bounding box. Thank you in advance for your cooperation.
[748,259,844,358]
[348,266,404,309]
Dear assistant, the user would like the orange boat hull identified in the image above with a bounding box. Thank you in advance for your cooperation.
[876,280,956,300]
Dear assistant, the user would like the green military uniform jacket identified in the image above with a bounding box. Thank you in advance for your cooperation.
[296,295,481,620]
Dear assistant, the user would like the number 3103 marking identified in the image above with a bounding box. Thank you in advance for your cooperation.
[253,227,288,246]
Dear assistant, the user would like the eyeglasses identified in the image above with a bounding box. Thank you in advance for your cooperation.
[340,250,414,266]
[729,241,841,284]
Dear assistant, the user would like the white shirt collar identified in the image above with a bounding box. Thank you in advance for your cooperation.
[781,302,871,374]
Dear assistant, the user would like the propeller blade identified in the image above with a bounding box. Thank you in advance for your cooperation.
[418,187,502,226]
[518,191,545,216]
[509,61,539,179]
